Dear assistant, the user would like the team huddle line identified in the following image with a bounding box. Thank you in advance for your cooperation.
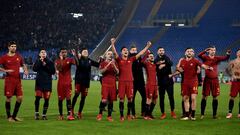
[0,39,240,122]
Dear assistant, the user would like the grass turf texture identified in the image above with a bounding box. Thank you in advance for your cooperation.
[0,80,239,135]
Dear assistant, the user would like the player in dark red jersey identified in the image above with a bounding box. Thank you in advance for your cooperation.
[141,51,158,120]
[111,38,152,121]
[96,51,119,122]
[71,47,99,119]
[0,41,28,122]
[33,49,55,120]
[226,49,240,119]
[198,46,230,119]
[170,47,211,120]
[55,48,75,120]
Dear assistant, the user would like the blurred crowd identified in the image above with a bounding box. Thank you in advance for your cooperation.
[0,0,125,63]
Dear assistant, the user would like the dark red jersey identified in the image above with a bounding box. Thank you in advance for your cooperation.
[0,53,24,78]
[180,58,202,83]
[99,60,117,83]
[198,51,230,78]
[116,56,136,81]
[143,61,157,85]
[55,58,75,84]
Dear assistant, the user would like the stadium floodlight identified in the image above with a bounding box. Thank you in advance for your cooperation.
[178,24,185,27]
[70,13,83,18]
[165,23,172,27]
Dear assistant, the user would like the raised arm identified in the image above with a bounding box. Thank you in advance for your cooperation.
[55,53,63,71]
[71,49,79,66]
[216,49,231,61]
[136,41,152,59]
[110,38,119,59]
[90,59,100,67]
[198,48,209,59]
[141,50,150,64]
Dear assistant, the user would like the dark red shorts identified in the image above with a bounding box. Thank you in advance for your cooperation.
[146,84,158,100]
[182,80,198,96]
[202,78,220,97]
[57,82,72,100]
[35,89,51,99]
[102,83,117,101]
[230,81,240,97]
[4,77,23,97]
[118,81,133,99]
[75,84,88,97]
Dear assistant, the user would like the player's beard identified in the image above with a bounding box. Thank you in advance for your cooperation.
[10,49,16,54]
[186,54,192,58]
[107,57,112,61]
[129,53,137,57]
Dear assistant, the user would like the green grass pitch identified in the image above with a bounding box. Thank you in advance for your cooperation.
[0,80,239,135]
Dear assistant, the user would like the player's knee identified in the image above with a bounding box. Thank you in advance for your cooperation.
[17,96,23,102]
[191,97,196,103]
[127,98,132,102]
[6,97,11,102]
[183,96,189,101]
[102,99,107,103]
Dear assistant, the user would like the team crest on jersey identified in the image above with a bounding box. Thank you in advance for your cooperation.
[16,58,19,61]
[127,61,130,63]
[67,61,69,64]
[190,63,193,66]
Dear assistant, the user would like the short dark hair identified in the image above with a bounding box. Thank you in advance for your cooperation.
[121,46,127,51]
[209,45,216,48]
[185,47,193,51]
[149,52,154,55]
[130,44,137,49]
[60,47,67,51]
[157,46,164,50]
[8,41,17,47]
[80,47,88,53]
[39,48,46,53]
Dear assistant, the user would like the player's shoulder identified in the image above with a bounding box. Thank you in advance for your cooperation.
[15,53,23,58]
[129,56,136,61]
[0,53,7,58]
[193,58,201,62]
[230,59,238,64]
[179,57,186,63]
[67,57,74,61]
